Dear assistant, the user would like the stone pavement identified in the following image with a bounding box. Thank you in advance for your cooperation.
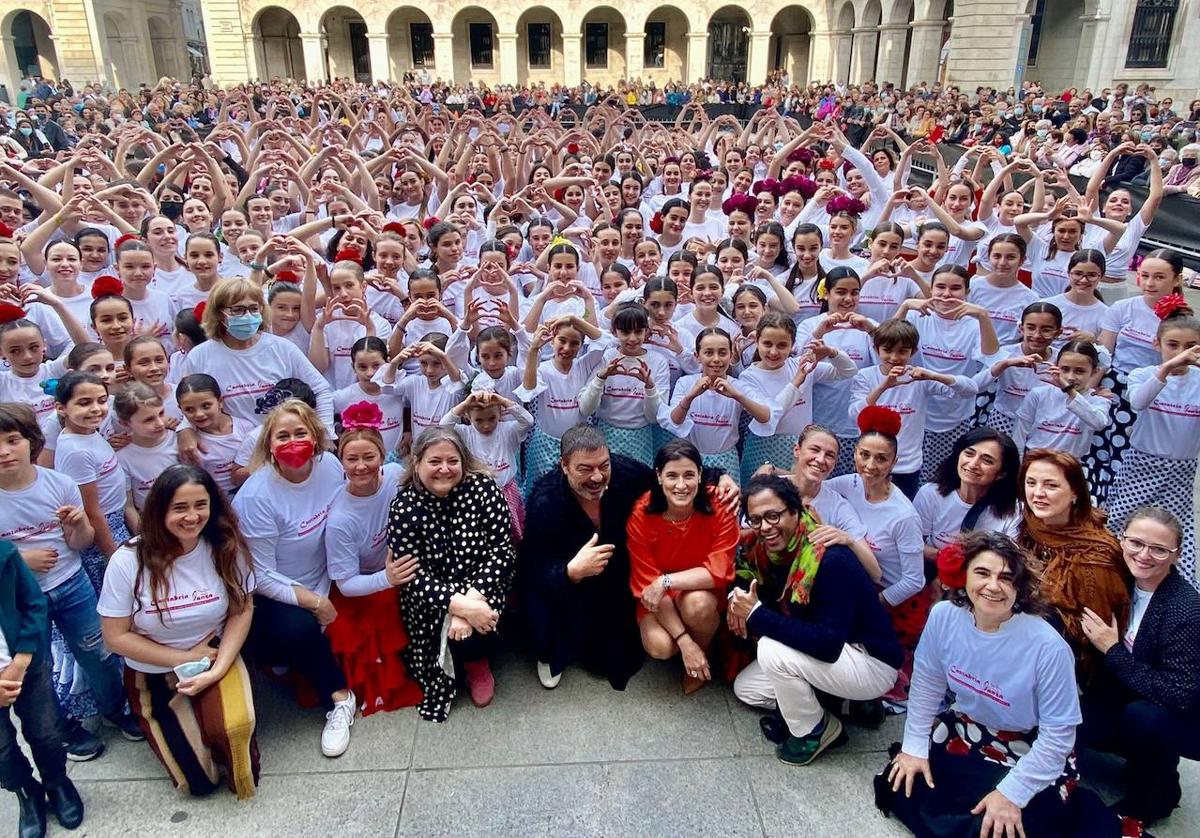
[3,651,1196,837]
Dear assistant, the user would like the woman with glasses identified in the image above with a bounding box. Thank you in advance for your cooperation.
[730,474,901,766]
[174,278,333,465]
[1079,506,1200,825]
[1018,449,1129,687]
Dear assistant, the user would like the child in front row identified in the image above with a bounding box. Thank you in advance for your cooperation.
[1013,340,1111,460]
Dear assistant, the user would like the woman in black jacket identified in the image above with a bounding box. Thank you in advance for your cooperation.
[1079,506,1200,825]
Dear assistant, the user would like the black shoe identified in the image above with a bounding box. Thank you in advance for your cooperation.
[847,699,885,730]
[104,710,145,742]
[15,779,47,838]
[759,708,789,745]
[64,721,106,762]
[45,778,84,829]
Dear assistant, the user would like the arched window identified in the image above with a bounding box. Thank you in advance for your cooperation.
[1125,0,1178,68]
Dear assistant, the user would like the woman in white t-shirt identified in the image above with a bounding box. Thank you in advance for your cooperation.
[99,464,257,799]
[230,400,356,758]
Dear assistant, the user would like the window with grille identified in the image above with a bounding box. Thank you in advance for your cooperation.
[1027,0,1045,67]
[646,22,667,69]
[1125,0,1177,68]
[586,23,608,69]
[470,22,494,68]
[528,23,551,68]
[410,23,434,67]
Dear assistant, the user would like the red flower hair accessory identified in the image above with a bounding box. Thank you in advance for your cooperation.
[0,222,14,238]
[274,270,300,284]
[1154,292,1189,320]
[193,301,207,322]
[827,195,867,216]
[780,174,818,200]
[341,401,384,431]
[334,248,363,264]
[692,169,714,182]
[857,405,902,437]
[567,142,580,155]
[936,542,967,590]
[0,301,27,323]
[721,193,758,217]
[787,148,814,165]
[817,159,837,171]
[752,178,781,197]
[114,233,141,249]
[422,216,440,230]
[90,275,124,299]
[381,221,407,235]
[649,212,664,234]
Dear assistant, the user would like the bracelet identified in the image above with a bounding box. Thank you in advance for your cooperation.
[249,261,268,271]
[670,629,688,643]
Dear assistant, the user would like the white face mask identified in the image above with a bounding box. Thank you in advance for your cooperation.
[1089,151,1104,161]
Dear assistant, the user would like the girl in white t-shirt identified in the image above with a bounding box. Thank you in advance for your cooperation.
[98,463,258,799]
[176,374,254,496]
[112,383,179,509]
[390,270,456,361]
[1045,250,1111,354]
[440,390,533,540]
[172,233,222,313]
[124,335,183,422]
[966,234,1038,346]
[0,316,68,422]
[52,371,135,572]
[372,332,467,444]
[1016,197,1084,299]
[309,261,393,390]
[332,337,405,460]
[857,222,924,323]
[115,240,175,353]
[974,302,1063,439]
[266,280,311,354]
[1014,340,1111,460]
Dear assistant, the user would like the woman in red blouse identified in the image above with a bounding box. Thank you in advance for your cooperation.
[627,439,738,694]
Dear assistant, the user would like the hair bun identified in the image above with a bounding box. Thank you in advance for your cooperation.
[90,275,124,299]
[857,405,902,437]
[827,194,867,216]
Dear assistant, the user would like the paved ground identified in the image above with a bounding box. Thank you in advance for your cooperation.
[2,649,1196,837]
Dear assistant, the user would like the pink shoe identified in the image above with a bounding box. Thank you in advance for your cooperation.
[464,659,495,707]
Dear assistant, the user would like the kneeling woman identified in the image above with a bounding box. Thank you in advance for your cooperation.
[324,403,424,714]
[98,465,258,799]
[627,440,738,694]
[731,475,901,765]
[387,428,516,722]
[878,532,1120,837]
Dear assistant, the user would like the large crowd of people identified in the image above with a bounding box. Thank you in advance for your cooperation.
[1,70,1198,838]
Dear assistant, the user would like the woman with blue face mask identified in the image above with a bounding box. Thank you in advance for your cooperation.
[173,278,334,466]
[9,116,51,159]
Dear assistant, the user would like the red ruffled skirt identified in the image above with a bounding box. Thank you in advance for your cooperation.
[326,587,424,715]
[881,583,934,703]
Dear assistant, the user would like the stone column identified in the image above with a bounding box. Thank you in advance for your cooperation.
[807,29,833,83]
[748,30,772,86]
[199,0,252,86]
[830,29,852,84]
[1075,14,1109,92]
[874,23,908,88]
[367,32,389,83]
[433,32,454,82]
[300,32,328,84]
[562,32,582,87]
[243,32,261,81]
[686,31,708,82]
[849,26,879,84]
[905,20,943,88]
[625,31,645,80]
[498,31,518,85]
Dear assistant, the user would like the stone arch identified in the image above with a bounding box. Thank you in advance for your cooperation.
[252,6,303,81]
[1024,0,1085,93]
[451,7,501,82]
[770,6,816,86]
[707,5,751,82]
[2,7,60,97]
[320,6,371,83]
[628,2,706,35]
[147,15,181,80]
[580,6,628,82]
[102,10,140,88]
[515,7,564,85]
[640,5,692,82]
[385,7,434,80]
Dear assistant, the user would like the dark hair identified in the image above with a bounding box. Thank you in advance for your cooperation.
[1141,247,1184,278]
[475,326,515,359]
[54,370,105,405]
[406,267,442,293]
[947,531,1044,614]
[547,241,580,267]
[643,276,679,301]
[0,402,44,460]
[122,334,166,368]
[741,473,804,517]
[325,228,375,270]
[350,335,387,363]
[601,262,632,286]
[74,226,110,251]
[559,423,608,463]
[693,326,733,354]
[872,318,920,351]
[1021,301,1063,328]
[255,377,317,414]
[931,264,970,290]
[988,232,1028,261]
[1068,248,1107,276]
[753,222,790,269]
[612,301,650,333]
[89,291,133,325]
[934,426,1021,519]
[478,239,513,268]
[786,223,826,293]
[646,439,713,515]
[819,266,861,313]
[136,464,252,624]
[66,342,107,369]
[173,307,207,346]
[176,372,221,402]
[1056,339,1100,369]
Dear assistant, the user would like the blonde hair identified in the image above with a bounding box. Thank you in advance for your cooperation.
[202,277,271,340]
[250,399,330,472]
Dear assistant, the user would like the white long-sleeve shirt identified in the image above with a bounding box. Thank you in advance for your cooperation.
[902,602,1081,808]
[1127,365,1200,459]
[826,474,925,606]
[325,463,404,597]
[740,351,858,437]
[441,404,533,488]
[1014,384,1111,459]
[577,349,669,429]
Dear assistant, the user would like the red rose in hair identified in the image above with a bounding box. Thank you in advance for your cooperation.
[0,301,27,323]
[114,233,141,249]
[817,159,837,171]
[90,275,125,299]
[857,405,902,437]
[334,248,363,264]
[780,174,818,200]
[274,270,300,284]
[0,222,14,238]
[827,194,867,216]
[936,542,967,590]
[567,142,580,155]
[341,400,384,431]
[381,221,407,235]
[1153,292,1189,320]
[721,193,758,217]
[193,301,207,322]
[649,212,665,234]
[422,216,440,230]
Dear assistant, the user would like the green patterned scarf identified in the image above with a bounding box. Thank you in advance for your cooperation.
[735,508,825,605]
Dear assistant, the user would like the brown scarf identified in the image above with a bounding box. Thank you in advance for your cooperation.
[1021,510,1131,684]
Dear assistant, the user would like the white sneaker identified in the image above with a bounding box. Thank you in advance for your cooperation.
[320,690,357,758]
[537,661,561,689]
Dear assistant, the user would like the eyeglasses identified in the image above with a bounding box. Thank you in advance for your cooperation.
[223,305,261,317]
[1120,536,1178,561]
[746,509,789,529]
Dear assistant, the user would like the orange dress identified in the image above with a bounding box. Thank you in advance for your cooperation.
[626,488,739,620]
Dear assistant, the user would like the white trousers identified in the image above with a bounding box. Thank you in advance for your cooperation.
[733,637,898,737]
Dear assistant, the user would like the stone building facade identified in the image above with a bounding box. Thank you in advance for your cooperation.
[1,1,1196,102]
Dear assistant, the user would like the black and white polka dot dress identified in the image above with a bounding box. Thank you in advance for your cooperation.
[387,471,516,722]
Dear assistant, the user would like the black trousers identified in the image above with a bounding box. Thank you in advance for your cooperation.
[250,594,347,711]
[1080,695,1200,819]
[0,652,67,790]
